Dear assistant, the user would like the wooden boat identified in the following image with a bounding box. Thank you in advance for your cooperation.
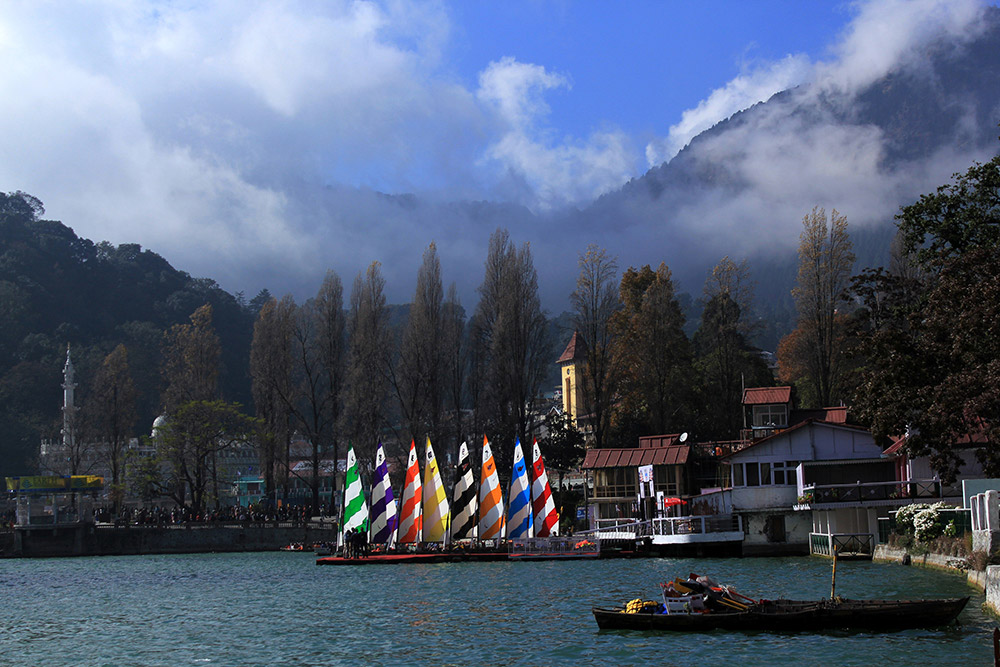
[593,596,970,632]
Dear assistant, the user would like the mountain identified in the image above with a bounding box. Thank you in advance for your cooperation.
[0,193,256,477]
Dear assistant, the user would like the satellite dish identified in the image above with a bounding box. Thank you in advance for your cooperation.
[679,432,688,443]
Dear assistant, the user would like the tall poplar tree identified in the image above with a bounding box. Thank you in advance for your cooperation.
[570,244,620,449]
[781,207,855,408]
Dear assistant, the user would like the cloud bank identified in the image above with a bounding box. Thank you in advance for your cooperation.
[0,0,995,310]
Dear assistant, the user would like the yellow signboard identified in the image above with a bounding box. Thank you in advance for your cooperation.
[5,475,104,493]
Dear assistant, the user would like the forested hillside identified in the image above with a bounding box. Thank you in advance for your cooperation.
[0,192,255,476]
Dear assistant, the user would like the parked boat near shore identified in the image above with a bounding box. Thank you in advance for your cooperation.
[593,574,969,632]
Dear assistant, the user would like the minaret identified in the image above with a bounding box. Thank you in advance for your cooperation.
[61,345,77,455]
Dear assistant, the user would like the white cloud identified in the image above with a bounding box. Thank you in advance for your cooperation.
[646,54,813,167]
[476,57,634,208]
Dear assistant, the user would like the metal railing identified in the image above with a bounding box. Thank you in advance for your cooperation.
[803,479,942,505]
[651,515,742,536]
[810,532,874,556]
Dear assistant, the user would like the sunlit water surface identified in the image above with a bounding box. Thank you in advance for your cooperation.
[0,552,993,666]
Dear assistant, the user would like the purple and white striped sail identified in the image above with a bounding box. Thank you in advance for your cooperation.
[369,442,397,545]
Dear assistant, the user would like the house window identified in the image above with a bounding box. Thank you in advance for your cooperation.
[765,515,786,542]
[771,461,798,486]
[746,463,760,487]
[732,463,744,487]
[752,404,788,428]
[565,378,572,415]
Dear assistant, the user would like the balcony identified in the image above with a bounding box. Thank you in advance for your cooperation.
[798,479,942,508]
[810,532,874,558]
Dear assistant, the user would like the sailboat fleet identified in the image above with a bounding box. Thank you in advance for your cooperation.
[338,435,561,551]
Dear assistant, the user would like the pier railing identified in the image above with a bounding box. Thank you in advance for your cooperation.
[651,515,742,536]
[810,532,874,557]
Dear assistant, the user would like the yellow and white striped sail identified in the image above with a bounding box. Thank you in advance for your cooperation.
[478,436,505,539]
[421,437,450,543]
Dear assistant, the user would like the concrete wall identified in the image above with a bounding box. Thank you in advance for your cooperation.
[13,524,340,558]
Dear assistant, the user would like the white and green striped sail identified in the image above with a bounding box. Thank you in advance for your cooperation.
[342,444,368,535]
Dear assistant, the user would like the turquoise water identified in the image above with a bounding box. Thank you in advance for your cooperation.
[0,553,993,666]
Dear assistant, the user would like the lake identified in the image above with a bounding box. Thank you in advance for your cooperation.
[0,553,992,666]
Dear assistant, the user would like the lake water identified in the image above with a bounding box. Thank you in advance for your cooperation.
[0,552,993,666]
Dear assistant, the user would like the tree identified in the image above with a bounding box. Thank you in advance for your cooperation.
[471,229,549,474]
[84,344,137,513]
[570,245,620,448]
[611,263,693,439]
[250,296,295,506]
[162,304,220,411]
[852,150,1000,480]
[344,262,392,462]
[394,244,445,448]
[441,284,467,460]
[539,411,585,492]
[783,207,854,408]
[153,400,258,515]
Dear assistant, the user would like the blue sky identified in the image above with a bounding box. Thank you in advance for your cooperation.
[0,0,994,305]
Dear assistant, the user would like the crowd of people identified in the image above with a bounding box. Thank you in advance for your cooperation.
[343,526,369,558]
[92,503,328,527]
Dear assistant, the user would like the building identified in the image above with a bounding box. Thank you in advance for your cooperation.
[581,433,690,525]
[556,332,589,434]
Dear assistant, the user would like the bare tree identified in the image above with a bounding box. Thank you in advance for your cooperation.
[472,229,550,472]
[787,207,855,407]
[393,244,445,447]
[250,296,294,506]
[344,262,392,462]
[85,344,137,513]
[570,244,620,448]
[442,283,467,462]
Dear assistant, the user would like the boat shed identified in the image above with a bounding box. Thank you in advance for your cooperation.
[582,434,691,528]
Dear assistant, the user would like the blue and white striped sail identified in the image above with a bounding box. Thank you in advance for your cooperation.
[506,438,533,539]
[369,442,397,545]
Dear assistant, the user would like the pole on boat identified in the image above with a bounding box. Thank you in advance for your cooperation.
[830,544,839,600]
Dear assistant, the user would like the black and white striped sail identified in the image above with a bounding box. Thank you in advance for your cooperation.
[450,440,478,540]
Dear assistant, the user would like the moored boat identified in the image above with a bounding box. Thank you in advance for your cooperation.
[594,574,969,632]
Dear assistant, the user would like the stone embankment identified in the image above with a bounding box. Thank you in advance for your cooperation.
[7,522,339,558]
[873,544,996,613]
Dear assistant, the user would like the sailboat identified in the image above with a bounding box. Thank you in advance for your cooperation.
[342,444,369,545]
[506,438,533,539]
[478,436,505,540]
[369,442,397,545]
[422,437,450,543]
[397,439,423,544]
[450,441,477,541]
[531,439,559,537]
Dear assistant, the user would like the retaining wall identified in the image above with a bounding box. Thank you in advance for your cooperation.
[12,524,339,558]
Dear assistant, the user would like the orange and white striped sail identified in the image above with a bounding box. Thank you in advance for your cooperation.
[397,439,423,544]
[531,439,559,537]
[478,436,505,539]
[422,437,450,543]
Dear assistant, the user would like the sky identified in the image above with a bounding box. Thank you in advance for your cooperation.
[0,0,996,308]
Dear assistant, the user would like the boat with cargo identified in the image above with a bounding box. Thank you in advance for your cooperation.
[593,574,969,632]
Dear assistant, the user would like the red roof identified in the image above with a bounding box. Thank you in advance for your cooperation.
[582,445,689,469]
[638,434,682,448]
[556,331,588,364]
[792,407,848,425]
[743,386,792,405]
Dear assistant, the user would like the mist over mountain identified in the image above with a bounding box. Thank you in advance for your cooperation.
[258,6,1000,353]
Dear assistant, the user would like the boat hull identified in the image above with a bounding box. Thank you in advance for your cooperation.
[593,597,970,632]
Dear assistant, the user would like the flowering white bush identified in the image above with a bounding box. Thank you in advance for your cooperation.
[912,502,950,542]
[894,503,931,535]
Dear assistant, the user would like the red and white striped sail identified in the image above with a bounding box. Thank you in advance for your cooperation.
[478,436,505,539]
[397,439,423,544]
[531,439,559,537]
